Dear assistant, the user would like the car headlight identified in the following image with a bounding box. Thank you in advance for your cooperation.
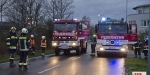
[100,48,104,51]
[72,42,76,46]
[52,42,57,46]
[120,48,125,51]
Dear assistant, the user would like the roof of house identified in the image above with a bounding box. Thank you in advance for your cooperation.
[133,4,150,10]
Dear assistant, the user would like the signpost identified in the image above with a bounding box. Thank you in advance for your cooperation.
[148,1,150,75]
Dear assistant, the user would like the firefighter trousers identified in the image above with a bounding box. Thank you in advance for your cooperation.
[29,46,35,55]
[143,50,148,57]
[91,44,96,54]
[9,49,16,60]
[134,48,141,56]
[41,47,45,55]
[19,51,28,68]
[9,49,16,67]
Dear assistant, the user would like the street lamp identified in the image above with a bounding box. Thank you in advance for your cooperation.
[98,14,106,21]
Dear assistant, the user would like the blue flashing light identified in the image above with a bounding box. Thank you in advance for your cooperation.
[121,18,124,21]
[144,36,149,40]
[106,18,111,20]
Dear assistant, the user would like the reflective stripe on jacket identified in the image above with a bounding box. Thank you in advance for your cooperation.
[41,39,46,47]
[30,38,35,45]
[19,36,30,51]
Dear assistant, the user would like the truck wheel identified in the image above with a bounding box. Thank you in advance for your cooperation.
[97,53,104,57]
[76,47,81,55]
[55,49,60,56]
[82,48,87,53]
[123,54,127,58]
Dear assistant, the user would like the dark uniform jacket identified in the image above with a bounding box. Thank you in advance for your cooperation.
[91,37,97,45]
[6,33,18,50]
[133,42,142,50]
[18,33,30,51]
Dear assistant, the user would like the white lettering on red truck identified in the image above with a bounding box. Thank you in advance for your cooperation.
[54,32,74,36]
[101,36,124,39]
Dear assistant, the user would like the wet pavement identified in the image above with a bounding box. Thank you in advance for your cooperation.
[0,43,127,75]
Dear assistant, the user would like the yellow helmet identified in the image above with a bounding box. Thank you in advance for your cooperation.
[93,34,96,37]
[10,27,16,32]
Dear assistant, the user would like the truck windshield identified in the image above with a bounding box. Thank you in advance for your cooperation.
[53,23,77,31]
[98,24,127,34]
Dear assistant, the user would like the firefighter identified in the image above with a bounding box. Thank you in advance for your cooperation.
[29,35,35,55]
[91,34,97,56]
[6,27,18,67]
[41,36,46,57]
[18,28,30,70]
[143,39,148,59]
[133,40,142,58]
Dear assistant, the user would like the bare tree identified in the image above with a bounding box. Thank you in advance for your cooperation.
[82,15,91,21]
[4,0,44,28]
[44,0,74,20]
[0,0,16,12]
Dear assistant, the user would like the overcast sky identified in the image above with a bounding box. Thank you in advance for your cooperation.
[73,0,149,25]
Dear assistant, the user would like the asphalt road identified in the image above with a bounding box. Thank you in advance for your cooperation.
[0,43,127,75]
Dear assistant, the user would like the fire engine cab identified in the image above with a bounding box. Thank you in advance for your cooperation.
[52,19,90,55]
[95,18,138,57]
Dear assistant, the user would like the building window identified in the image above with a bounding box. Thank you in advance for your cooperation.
[141,20,149,27]
[129,20,136,24]
[138,10,142,14]
[147,20,149,26]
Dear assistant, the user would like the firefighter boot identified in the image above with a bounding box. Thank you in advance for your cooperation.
[19,65,22,70]
[144,56,148,59]
[9,59,16,67]
[42,53,45,57]
[32,52,35,56]
[138,55,141,58]
[23,65,28,71]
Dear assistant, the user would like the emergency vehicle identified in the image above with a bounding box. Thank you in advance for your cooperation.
[95,18,138,57]
[52,19,90,55]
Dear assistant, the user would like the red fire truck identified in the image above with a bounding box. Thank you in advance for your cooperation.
[52,19,90,55]
[95,18,138,57]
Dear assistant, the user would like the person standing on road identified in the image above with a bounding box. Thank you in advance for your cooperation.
[41,36,46,57]
[18,28,30,70]
[133,40,142,58]
[6,27,18,67]
[91,34,97,56]
[29,35,35,55]
[143,39,148,59]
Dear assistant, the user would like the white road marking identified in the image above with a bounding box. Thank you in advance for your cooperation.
[72,57,81,60]
[38,65,60,74]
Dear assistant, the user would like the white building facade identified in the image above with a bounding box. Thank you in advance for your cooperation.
[127,4,149,34]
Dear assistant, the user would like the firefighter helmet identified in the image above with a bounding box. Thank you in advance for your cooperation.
[21,28,28,33]
[42,36,45,39]
[93,34,96,37]
[31,35,34,38]
[10,27,16,32]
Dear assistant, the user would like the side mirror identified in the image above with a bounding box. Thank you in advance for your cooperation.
[130,25,136,34]
[95,25,98,33]
[79,23,82,32]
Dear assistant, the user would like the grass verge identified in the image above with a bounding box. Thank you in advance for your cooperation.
[125,57,148,75]
[0,49,54,64]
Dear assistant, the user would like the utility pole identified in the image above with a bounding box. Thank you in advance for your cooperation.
[126,0,128,22]
[148,0,150,75]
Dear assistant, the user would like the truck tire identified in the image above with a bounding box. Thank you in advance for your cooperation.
[123,54,127,58]
[55,49,60,56]
[84,43,87,53]
[76,47,81,55]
